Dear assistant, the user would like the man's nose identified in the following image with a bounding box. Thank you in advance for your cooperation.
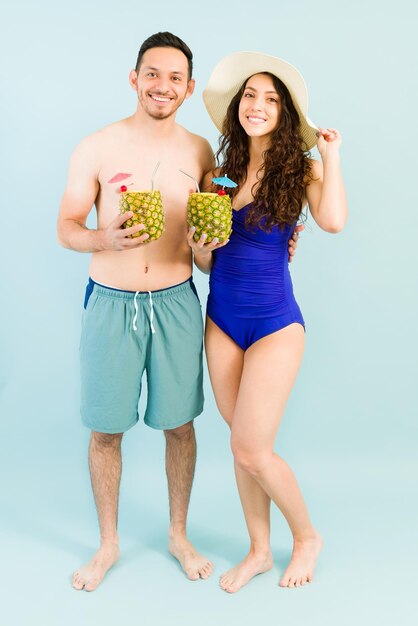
[154,78,170,93]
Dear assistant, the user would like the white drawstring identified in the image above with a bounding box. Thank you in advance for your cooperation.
[132,291,139,330]
[148,291,156,334]
[132,290,156,334]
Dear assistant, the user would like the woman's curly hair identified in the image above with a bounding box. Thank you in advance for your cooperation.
[214,72,314,231]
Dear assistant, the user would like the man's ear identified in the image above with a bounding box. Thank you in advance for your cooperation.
[129,69,138,91]
[185,78,196,100]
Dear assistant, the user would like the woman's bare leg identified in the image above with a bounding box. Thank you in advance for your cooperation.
[227,324,322,591]
[205,319,273,587]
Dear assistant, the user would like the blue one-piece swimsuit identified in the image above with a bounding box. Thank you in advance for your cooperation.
[207,203,305,351]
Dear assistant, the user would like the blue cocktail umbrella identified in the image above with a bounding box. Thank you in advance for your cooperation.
[212,175,238,188]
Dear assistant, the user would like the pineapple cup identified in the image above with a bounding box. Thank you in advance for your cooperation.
[187,192,232,243]
[119,190,164,241]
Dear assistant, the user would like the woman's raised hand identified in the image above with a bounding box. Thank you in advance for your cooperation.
[316,127,342,159]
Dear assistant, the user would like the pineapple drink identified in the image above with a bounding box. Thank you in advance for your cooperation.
[119,190,164,241]
[187,192,232,243]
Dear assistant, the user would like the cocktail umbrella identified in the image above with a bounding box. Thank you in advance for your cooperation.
[212,176,237,188]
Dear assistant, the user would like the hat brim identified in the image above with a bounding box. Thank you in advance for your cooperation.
[203,51,318,151]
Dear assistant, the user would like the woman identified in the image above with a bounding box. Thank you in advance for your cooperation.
[187,52,347,592]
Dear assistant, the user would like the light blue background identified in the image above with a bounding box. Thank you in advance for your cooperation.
[1,1,417,624]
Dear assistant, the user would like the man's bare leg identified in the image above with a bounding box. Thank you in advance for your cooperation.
[165,421,213,580]
[72,431,122,591]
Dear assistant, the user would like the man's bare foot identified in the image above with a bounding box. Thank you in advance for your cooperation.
[279,531,323,588]
[169,536,213,581]
[220,550,273,593]
[72,543,120,592]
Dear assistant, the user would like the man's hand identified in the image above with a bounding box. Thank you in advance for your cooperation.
[99,212,150,250]
[288,223,304,263]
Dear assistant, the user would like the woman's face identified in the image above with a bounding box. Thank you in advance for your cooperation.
[238,73,281,140]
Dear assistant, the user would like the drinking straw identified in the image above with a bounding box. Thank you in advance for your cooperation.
[179,169,200,193]
[151,162,161,191]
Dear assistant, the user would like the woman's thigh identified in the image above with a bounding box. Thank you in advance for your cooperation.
[231,323,305,453]
[205,317,244,426]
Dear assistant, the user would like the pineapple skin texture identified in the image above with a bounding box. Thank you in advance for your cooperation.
[119,191,164,241]
[187,193,232,243]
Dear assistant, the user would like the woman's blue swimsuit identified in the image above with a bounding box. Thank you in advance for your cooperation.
[207,203,305,351]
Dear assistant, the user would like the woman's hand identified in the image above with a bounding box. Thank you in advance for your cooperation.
[187,226,229,274]
[187,227,229,254]
[316,127,342,160]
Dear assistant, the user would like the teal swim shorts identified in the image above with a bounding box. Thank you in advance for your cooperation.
[80,277,204,433]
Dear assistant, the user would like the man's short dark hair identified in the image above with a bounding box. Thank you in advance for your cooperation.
[135,32,193,80]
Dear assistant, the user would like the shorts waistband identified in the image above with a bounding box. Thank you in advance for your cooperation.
[88,277,194,300]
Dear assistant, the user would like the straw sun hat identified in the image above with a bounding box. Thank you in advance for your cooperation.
[203,51,318,150]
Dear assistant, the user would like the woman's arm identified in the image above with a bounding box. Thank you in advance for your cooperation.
[187,228,221,274]
[305,128,348,233]
[188,168,228,274]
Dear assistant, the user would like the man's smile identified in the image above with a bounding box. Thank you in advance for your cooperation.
[149,94,173,103]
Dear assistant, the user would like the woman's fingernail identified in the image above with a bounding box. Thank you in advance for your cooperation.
[213,237,219,243]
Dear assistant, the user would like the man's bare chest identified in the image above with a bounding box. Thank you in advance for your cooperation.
[98,152,203,214]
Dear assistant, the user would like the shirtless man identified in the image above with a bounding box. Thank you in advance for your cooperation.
[57,31,299,592]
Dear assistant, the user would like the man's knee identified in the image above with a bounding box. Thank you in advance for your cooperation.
[164,420,195,441]
[91,431,123,448]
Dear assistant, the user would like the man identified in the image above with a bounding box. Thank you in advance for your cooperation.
[57,31,299,592]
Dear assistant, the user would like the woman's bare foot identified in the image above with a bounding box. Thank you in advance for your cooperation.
[279,531,323,588]
[220,550,273,593]
[169,536,213,580]
[72,543,120,591]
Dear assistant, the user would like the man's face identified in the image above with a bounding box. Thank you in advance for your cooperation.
[130,47,195,120]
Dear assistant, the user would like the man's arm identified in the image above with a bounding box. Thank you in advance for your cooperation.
[57,136,104,252]
[57,135,148,252]
[197,137,216,189]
